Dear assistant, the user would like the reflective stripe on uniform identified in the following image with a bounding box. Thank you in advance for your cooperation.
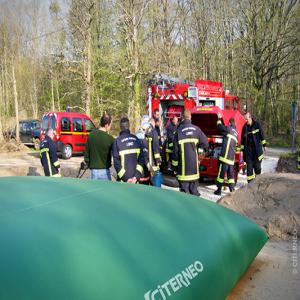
[166,149,172,153]
[172,160,178,166]
[219,156,234,165]
[216,177,224,183]
[46,152,52,176]
[177,174,199,181]
[178,138,198,145]
[247,174,255,181]
[261,139,267,145]
[168,143,173,147]
[118,168,126,178]
[136,164,143,174]
[53,161,60,167]
[154,153,161,159]
[227,134,238,143]
[152,166,160,172]
[119,149,141,155]
[240,145,244,150]
[118,148,141,179]
[181,143,185,176]
[258,154,264,161]
[147,138,153,166]
[179,138,199,179]
[216,163,224,183]
[51,173,61,177]
[228,179,235,184]
[252,129,260,134]
[40,148,49,154]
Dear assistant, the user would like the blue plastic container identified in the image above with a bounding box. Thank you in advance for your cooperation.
[151,171,163,187]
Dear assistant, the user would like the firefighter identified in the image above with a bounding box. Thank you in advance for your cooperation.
[241,112,267,183]
[172,109,208,196]
[145,118,162,173]
[153,108,163,147]
[166,116,178,171]
[136,116,151,185]
[112,117,144,183]
[214,117,238,195]
[40,128,61,177]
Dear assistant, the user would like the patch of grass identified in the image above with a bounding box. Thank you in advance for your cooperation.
[279,152,297,158]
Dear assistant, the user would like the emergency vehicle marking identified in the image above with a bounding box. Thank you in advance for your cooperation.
[197,107,213,111]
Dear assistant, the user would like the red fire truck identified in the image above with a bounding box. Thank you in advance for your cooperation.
[147,75,245,182]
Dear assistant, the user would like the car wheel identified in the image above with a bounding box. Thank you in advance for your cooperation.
[62,144,72,159]
[33,138,40,150]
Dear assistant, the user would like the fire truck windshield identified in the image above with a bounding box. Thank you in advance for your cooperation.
[200,100,215,106]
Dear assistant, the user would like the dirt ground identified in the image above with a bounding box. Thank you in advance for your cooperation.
[276,153,299,174]
[221,173,300,300]
[220,173,300,241]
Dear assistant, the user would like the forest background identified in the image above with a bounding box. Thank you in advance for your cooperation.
[0,0,299,145]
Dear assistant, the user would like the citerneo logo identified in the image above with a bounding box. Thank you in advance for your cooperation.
[144,260,204,300]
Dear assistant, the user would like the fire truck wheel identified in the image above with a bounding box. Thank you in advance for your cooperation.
[62,144,73,159]
[162,174,179,188]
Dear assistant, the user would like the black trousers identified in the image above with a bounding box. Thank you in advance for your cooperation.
[216,162,234,189]
[245,148,261,182]
[179,180,200,196]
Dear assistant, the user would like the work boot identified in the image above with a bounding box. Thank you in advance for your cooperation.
[229,186,235,192]
[214,188,222,195]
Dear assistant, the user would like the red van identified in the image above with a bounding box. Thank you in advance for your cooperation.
[40,112,96,159]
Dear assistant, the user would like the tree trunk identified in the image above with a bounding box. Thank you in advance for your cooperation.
[0,77,4,143]
[51,78,55,111]
[12,65,20,142]
[85,27,92,117]
[56,76,61,111]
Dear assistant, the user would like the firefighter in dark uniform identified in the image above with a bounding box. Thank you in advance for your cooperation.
[40,128,61,177]
[145,118,162,173]
[166,116,178,171]
[112,117,144,183]
[241,112,267,183]
[214,117,238,195]
[153,109,163,147]
[172,109,208,196]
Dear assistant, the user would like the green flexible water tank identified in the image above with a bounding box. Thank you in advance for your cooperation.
[0,176,268,300]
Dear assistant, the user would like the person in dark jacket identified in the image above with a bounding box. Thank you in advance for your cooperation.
[145,118,162,173]
[214,117,238,195]
[112,117,144,183]
[166,116,178,170]
[241,112,267,183]
[153,109,163,147]
[40,128,61,177]
[172,109,208,196]
[84,113,114,180]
